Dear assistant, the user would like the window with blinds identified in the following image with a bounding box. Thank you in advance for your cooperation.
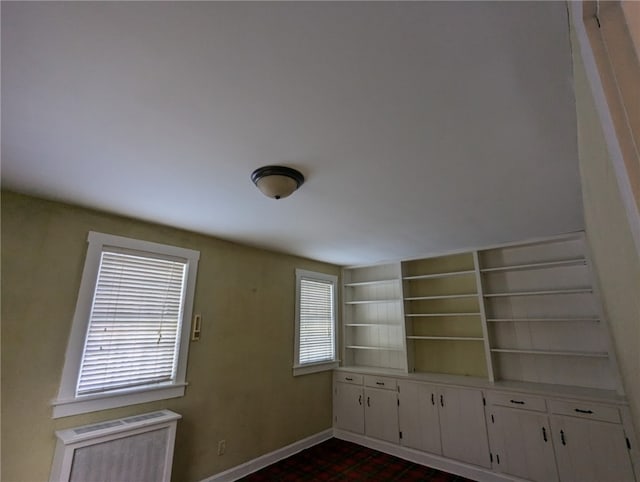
[77,250,187,396]
[54,231,199,418]
[294,270,338,376]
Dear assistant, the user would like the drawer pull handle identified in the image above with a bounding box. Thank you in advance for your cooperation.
[376,382,385,386]
[510,399,525,405]
[440,394,444,407]
[358,395,362,405]
[345,377,353,381]
[431,393,435,406]
[574,408,594,414]
[367,396,371,407]
[560,430,566,446]
[542,427,548,442]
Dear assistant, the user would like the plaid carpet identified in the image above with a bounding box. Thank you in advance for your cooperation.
[239,438,475,481]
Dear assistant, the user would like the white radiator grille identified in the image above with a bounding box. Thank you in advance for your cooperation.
[50,409,180,482]
[69,429,167,482]
[73,420,123,435]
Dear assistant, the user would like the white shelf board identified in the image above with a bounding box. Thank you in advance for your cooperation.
[344,299,401,305]
[407,336,484,341]
[480,258,587,273]
[483,288,592,298]
[346,345,404,351]
[344,278,399,287]
[491,348,609,358]
[405,312,481,318]
[336,366,409,377]
[404,293,478,301]
[345,323,398,327]
[487,317,599,323]
[402,269,476,281]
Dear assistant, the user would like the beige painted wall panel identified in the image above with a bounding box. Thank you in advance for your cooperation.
[622,0,640,61]
[572,27,640,435]
[1,191,339,482]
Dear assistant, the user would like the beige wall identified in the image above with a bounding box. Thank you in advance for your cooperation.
[622,0,640,61]
[1,191,340,482]
[585,1,640,216]
[571,26,640,435]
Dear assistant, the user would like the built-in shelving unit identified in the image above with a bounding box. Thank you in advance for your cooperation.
[401,253,487,378]
[478,233,619,391]
[339,232,622,394]
[342,263,407,372]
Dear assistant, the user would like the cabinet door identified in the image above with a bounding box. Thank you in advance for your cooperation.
[439,386,490,468]
[551,415,634,482]
[334,383,364,434]
[490,406,558,481]
[397,381,441,454]
[364,387,399,443]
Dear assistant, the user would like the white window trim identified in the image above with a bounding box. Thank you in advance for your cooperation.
[293,269,338,376]
[52,231,199,418]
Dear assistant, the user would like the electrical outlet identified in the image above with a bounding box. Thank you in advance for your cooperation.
[217,439,226,456]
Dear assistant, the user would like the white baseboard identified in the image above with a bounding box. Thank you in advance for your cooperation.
[201,429,333,482]
[202,428,524,482]
[333,429,524,482]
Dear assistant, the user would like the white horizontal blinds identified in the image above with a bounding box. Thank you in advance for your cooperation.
[299,277,335,364]
[76,249,187,396]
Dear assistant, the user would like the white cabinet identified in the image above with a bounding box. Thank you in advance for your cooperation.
[333,373,398,443]
[397,380,490,468]
[364,387,399,444]
[336,371,637,482]
[363,375,399,444]
[397,380,441,454]
[487,396,558,482]
[334,381,364,434]
[490,406,557,481]
[550,402,635,482]
[487,392,636,482]
[438,385,490,468]
[335,232,636,481]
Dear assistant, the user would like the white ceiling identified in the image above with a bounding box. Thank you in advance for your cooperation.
[1,1,584,266]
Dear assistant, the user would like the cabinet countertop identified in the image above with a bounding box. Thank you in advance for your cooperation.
[334,367,627,405]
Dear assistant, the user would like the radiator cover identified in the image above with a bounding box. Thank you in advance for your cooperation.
[49,409,181,482]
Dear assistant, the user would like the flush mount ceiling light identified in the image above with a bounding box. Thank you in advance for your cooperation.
[251,165,305,200]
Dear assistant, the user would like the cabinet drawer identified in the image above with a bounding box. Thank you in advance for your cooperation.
[364,375,397,390]
[549,400,620,423]
[335,372,363,385]
[488,391,547,412]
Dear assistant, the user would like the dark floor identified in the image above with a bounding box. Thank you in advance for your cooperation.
[238,438,475,481]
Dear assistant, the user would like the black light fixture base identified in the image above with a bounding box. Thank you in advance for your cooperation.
[251,165,305,199]
[251,166,305,187]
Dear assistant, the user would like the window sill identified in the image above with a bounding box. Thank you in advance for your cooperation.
[51,383,187,419]
[293,361,339,376]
